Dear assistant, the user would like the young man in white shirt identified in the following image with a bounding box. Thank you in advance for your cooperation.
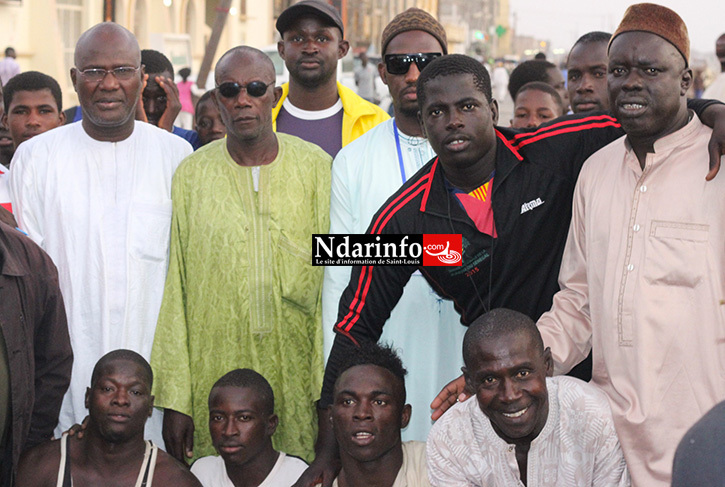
[191,369,307,487]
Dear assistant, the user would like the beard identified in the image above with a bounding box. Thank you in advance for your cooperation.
[290,64,336,89]
[396,100,419,119]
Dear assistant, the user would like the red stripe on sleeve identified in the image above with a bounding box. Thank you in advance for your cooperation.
[339,182,430,332]
[337,264,371,332]
[419,157,439,212]
[378,184,428,235]
[515,120,621,149]
[337,163,437,334]
[496,130,524,161]
[510,115,619,145]
[370,170,432,234]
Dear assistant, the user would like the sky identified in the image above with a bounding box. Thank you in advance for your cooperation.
[509,0,724,62]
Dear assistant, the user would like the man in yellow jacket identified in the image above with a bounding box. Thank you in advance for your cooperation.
[275,0,389,157]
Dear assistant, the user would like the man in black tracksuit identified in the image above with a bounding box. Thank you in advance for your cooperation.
[297,54,723,487]
[321,56,722,410]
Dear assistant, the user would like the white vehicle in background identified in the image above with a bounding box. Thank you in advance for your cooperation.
[262,45,289,87]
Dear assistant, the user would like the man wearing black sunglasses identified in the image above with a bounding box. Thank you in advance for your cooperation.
[151,46,332,466]
[274,0,388,158]
[322,8,459,448]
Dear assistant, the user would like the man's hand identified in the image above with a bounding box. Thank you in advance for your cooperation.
[163,408,194,463]
[156,75,182,132]
[707,131,723,181]
[430,374,471,421]
[698,102,725,180]
[292,404,340,487]
[64,416,89,439]
[292,449,340,487]
[135,72,150,123]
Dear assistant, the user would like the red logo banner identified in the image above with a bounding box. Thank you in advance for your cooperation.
[422,234,463,266]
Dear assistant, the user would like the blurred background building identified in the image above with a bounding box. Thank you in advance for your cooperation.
[0,0,555,108]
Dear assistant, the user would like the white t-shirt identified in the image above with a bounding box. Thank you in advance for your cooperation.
[331,442,429,487]
[191,452,307,487]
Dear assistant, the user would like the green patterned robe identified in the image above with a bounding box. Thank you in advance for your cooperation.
[151,134,331,461]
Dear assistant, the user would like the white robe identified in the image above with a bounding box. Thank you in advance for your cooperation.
[9,121,192,444]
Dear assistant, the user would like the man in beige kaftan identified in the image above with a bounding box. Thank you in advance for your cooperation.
[537,5,725,486]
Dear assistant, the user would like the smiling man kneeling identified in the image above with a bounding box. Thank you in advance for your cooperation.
[427,309,630,487]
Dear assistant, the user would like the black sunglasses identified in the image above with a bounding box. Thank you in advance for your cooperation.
[384,53,442,75]
[216,81,274,98]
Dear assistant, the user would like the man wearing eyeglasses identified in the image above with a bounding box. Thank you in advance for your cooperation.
[150,46,331,465]
[8,22,193,447]
[322,8,462,445]
[274,0,388,158]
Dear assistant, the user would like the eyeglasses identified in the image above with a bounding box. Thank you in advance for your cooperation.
[76,66,140,82]
[216,81,274,99]
[384,53,442,75]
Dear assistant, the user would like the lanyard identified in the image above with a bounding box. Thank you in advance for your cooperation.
[393,120,407,183]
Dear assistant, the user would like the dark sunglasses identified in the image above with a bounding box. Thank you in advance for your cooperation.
[384,53,442,75]
[216,80,274,98]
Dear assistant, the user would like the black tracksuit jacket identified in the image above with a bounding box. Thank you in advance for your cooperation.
[322,104,717,405]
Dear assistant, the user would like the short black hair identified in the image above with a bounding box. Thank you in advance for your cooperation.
[178,67,191,80]
[462,309,544,368]
[508,60,557,101]
[91,349,153,389]
[514,81,565,114]
[417,54,492,111]
[567,31,612,65]
[141,49,174,76]
[572,31,612,49]
[336,342,407,401]
[5,47,14,57]
[3,71,63,113]
[210,368,275,415]
[195,90,214,111]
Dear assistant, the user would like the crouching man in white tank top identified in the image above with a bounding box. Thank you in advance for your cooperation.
[15,350,201,487]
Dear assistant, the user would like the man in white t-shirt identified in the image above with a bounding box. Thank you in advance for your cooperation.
[191,369,307,487]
